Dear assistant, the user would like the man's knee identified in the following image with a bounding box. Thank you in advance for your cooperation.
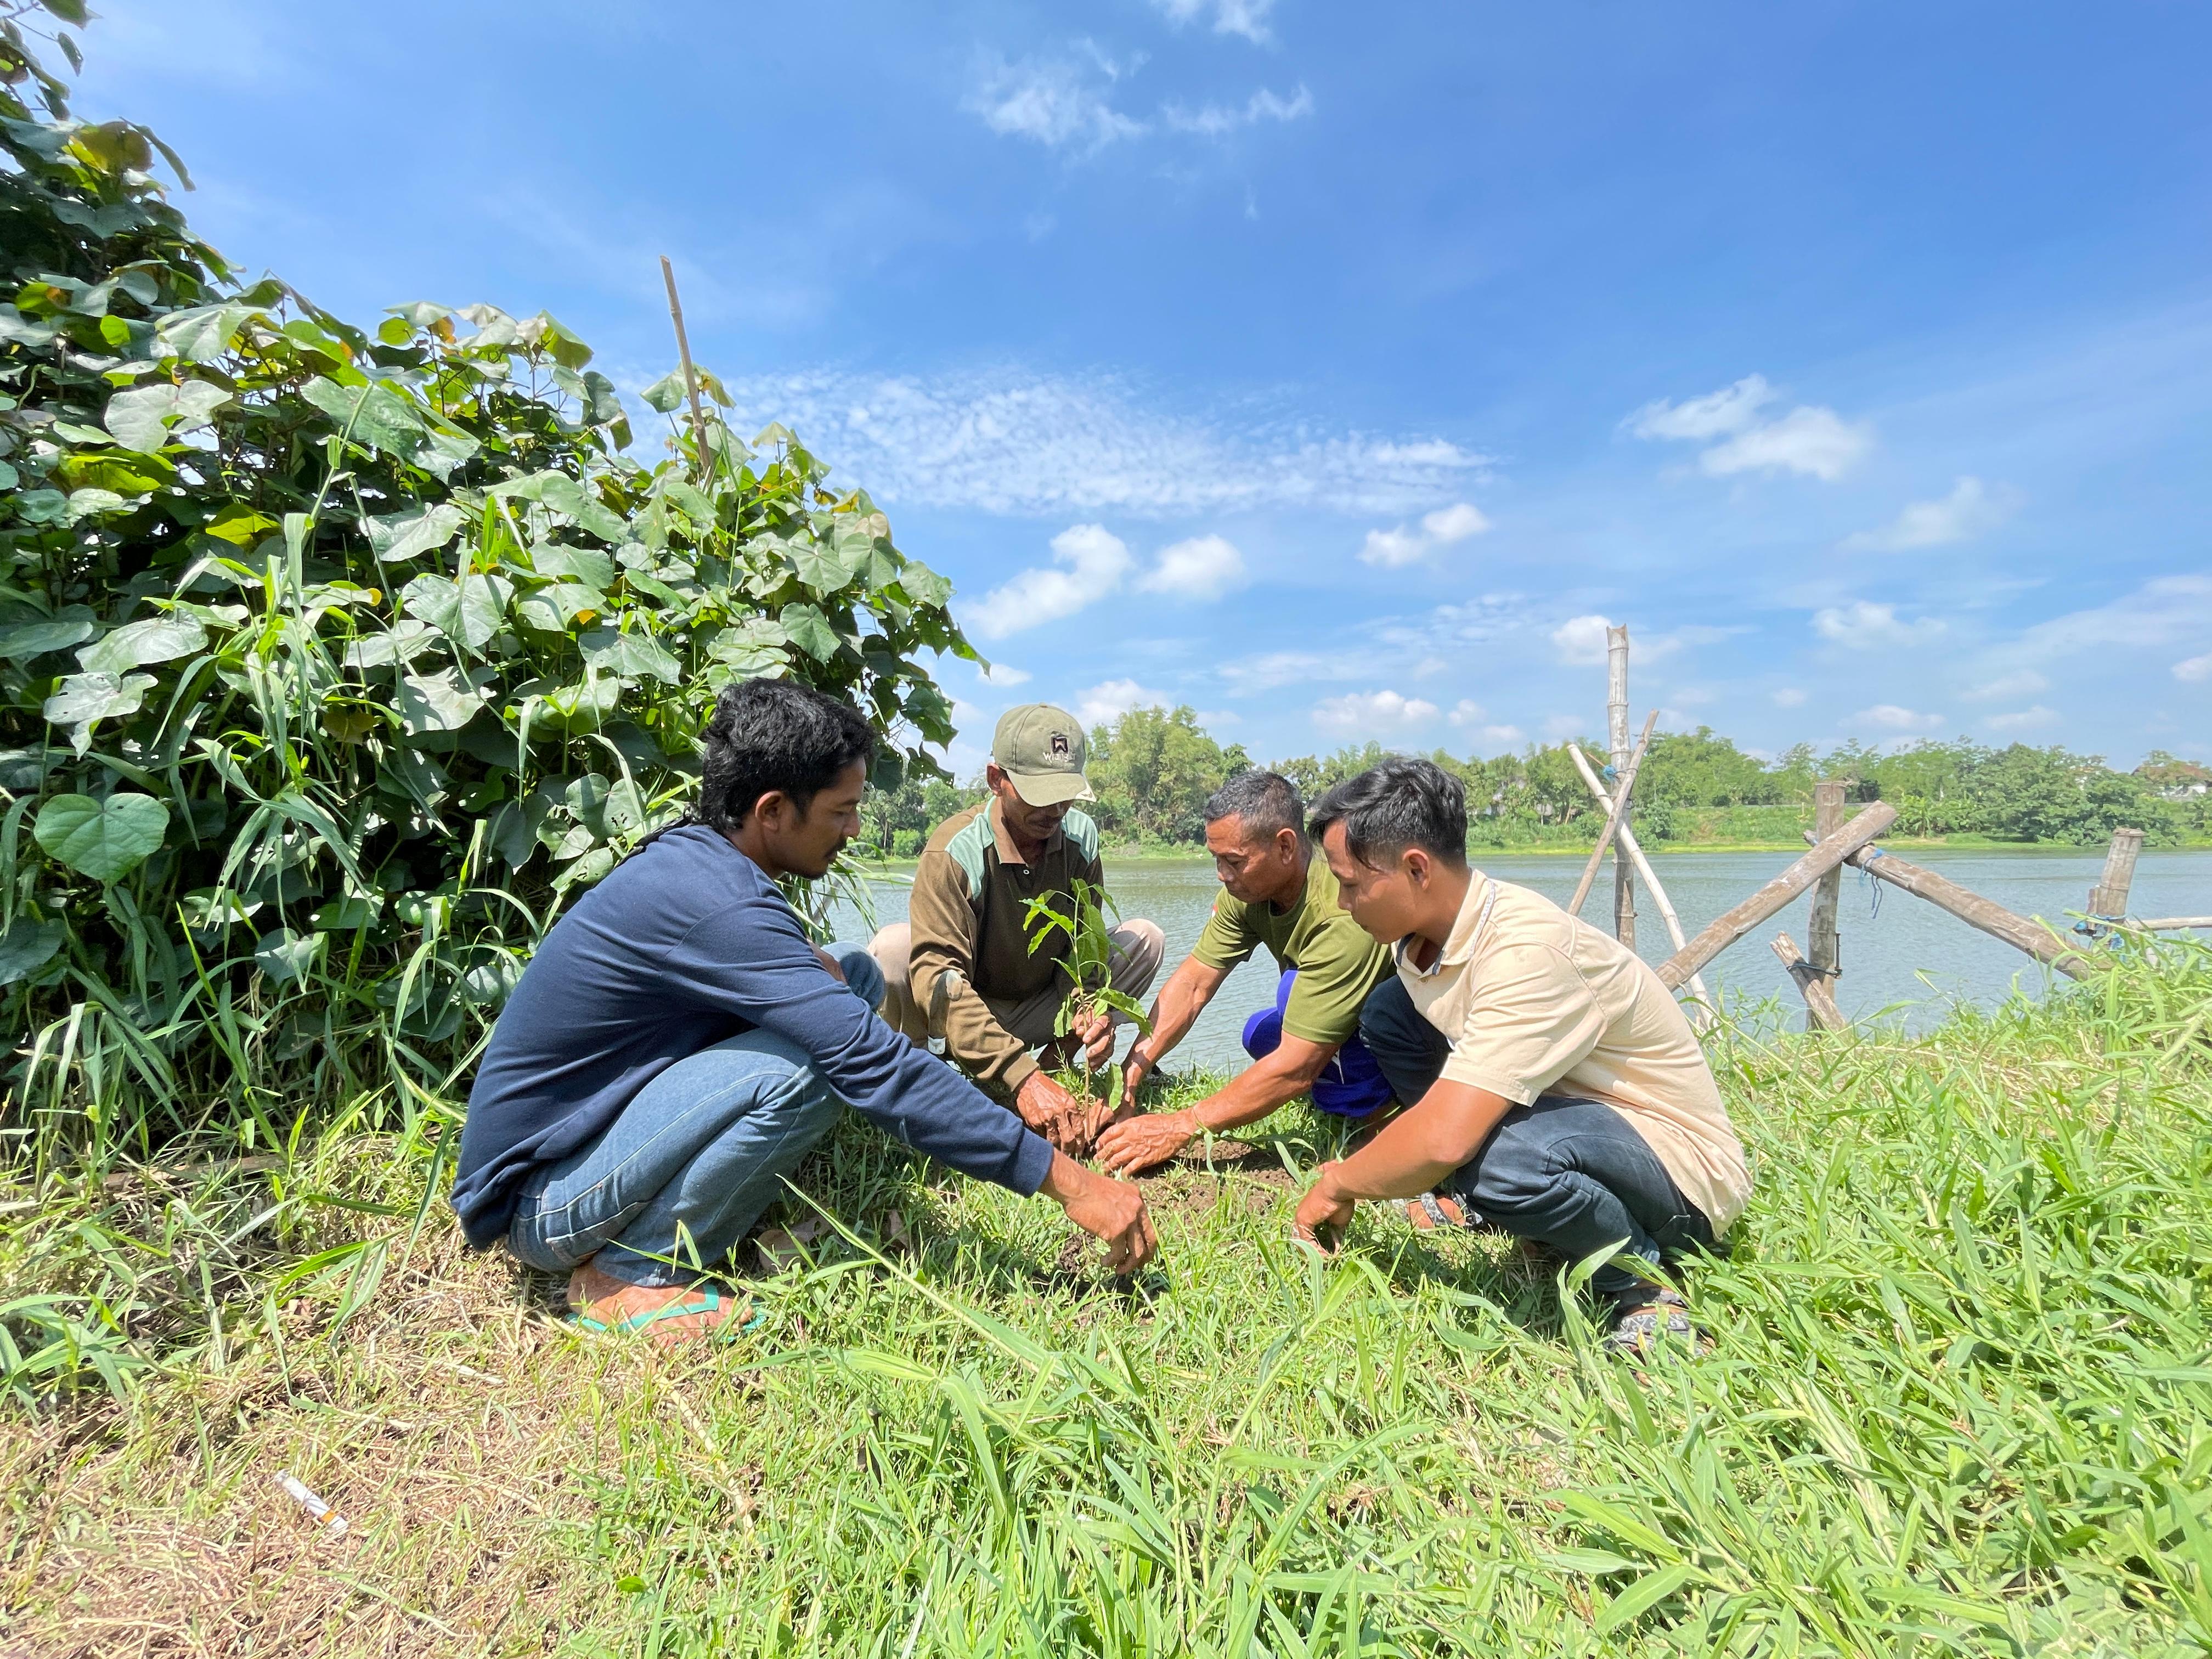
[837,947,886,1012]
[868,922,911,983]
[1358,976,1425,1058]
[1108,917,1165,997]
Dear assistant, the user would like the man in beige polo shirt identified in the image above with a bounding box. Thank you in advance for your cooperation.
[1290,757,1751,1354]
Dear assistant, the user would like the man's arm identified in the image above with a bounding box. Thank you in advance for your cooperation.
[1120,953,1229,1084]
[1097,1024,1338,1175]
[1293,1078,1515,1245]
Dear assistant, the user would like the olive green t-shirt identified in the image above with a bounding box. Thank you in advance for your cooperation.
[1189,852,1392,1047]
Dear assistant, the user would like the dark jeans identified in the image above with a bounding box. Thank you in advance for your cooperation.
[1358,976,1716,1311]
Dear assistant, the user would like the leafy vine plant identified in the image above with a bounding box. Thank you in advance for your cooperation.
[1022,878,1152,1117]
[0,0,979,1173]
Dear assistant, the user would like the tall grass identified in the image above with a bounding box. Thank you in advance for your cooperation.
[2,939,2209,1655]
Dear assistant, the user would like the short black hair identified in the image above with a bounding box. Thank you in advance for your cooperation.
[1310,758,1468,870]
[1204,770,1305,842]
[698,678,875,832]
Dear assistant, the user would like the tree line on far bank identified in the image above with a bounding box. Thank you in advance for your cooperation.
[860,706,2212,856]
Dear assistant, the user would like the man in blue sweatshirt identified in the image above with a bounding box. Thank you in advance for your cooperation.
[453,678,1157,1342]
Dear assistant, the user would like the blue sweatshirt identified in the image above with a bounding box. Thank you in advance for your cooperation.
[450,823,1056,1248]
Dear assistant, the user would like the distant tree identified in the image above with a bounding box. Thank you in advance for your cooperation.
[1637,727,1782,807]
[1085,706,1250,844]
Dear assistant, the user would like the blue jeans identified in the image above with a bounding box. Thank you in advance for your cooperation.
[1358,975,1715,1311]
[506,948,884,1288]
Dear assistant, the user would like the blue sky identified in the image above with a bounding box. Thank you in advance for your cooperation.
[66,1,2212,775]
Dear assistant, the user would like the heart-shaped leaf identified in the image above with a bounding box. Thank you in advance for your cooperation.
[398,667,492,735]
[778,602,842,662]
[43,671,156,752]
[0,606,97,659]
[103,379,232,453]
[252,927,321,986]
[579,627,680,684]
[402,572,510,650]
[33,791,171,883]
[0,919,65,986]
[76,613,207,674]
[366,503,467,563]
[530,542,616,590]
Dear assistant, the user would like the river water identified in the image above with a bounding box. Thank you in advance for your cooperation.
[827,848,2211,1075]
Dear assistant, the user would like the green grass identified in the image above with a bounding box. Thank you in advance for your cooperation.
[3,945,2211,1655]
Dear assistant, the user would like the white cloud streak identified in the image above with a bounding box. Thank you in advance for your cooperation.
[1813,601,1946,651]
[1163,85,1313,136]
[968,524,1133,639]
[1986,706,2060,731]
[963,54,1147,153]
[1963,669,2047,702]
[1842,476,2018,552]
[1138,533,1248,599]
[1358,500,1492,568]
[1076,678,1175,726]
[1847,704,1946,732]
[2175,653,2212,683]
[1628,373,1872,481]
[1150,0,1279,44]
[1313,690,1440,734]
[729,367,1489,517]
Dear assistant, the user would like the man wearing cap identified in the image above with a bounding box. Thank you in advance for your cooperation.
[868,704,1165,1153]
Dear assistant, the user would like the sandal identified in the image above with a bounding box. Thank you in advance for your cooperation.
[1403,1192,1470,1230]
[1603,1288,1705,1358]
[568,1286,765,1341]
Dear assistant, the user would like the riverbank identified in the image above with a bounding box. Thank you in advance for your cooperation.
[5,947,2209,1651]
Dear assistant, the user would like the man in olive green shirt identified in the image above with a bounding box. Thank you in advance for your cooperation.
[868,704,1163,1154]
[1096,771,1395,1176]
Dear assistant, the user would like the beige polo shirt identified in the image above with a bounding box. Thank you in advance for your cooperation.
[1393,872,1752,1233]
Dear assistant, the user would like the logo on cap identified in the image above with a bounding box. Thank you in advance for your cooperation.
[1051,733,1070,755]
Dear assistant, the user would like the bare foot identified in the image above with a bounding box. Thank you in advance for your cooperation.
[566,1259,747,1348]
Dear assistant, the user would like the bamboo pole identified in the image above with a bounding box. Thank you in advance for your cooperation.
[1770,932,1847,1031]
[1606,625,1635,949]
[1807,781,1846,976]
[2128,917,2212,931]
[658,254,712,479]
[1657,802,1899,990]
[2086,827,2144,921]
[1812,838,2096,979]
[1568,710,1657,917]
[1567,743,1714,1015]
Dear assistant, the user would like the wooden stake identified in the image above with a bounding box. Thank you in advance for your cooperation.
[1771,931,1848,1031]
[1606,625,1635,949]
[1807,780,1846,977]
[2087,827,2144,921]
[1567,742,1714,1017]
[1568,710,1658,917]
[2128,916,2212,932]
[1657,802,1899,990]
[658,254,711,479]
[1824,842,2095,979]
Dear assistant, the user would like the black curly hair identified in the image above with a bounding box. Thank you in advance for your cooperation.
[695,677,876,833]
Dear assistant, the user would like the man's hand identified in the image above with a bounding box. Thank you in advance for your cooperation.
[1039,1151,1158,1275]
[1293,1160,1356,1251]
[1015,1069,1098,1155]
[1095,1108,1199,1177]
[1074,1008,1115,1069]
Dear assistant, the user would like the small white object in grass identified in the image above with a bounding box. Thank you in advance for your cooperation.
[275,1469,348,1537]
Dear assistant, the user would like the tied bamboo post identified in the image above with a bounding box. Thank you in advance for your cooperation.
[1802,779,1846,1029]
[658,254,711,481]
[1770,932,1847,1032]
[1808,833,2098,978]
[1658,800,1899,990]
[1567,742,1714,1019]
[2086,827,2144,925]
[1606,625,1635,949]
[1568,709,1658,917]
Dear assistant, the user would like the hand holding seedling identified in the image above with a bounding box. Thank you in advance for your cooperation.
[1022,878,1153,1124]
[1096,1107,1198,1176]
[1039,1151,1158,1274]
[1293,1160,1356,1251]
[1017,1068,1103,1155]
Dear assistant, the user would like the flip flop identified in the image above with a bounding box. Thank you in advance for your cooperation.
[568,1287,767,1340]
[1403,1192,1470,1230]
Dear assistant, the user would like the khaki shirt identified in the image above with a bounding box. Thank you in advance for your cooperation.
[1189,851,1392,1047]
[1393,872,1752,1232]
[906,800,1103,1096]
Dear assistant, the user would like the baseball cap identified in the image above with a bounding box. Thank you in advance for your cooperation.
[991,704,1096,807]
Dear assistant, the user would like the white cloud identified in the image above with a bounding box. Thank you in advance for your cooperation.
[1813,600,1946,651]
[1699,406,1872,481]
[1842,476,2018,552]
[1962,669,2047,702]
[1478,724,1525,746]
[963,54,1146,153]
[2006,574,2212,663]
[1313,690,1440,734]
[1626,375,1774,441]
[968,524,1133,639]
[1628,374,1871,481]
[1771,686,1807,708]
[1075,678,1174,726]
[1447,699,1486,725]
[1358,500,1493,568]
[1847,704,1946,732]
[1542,713,1586,738]
[2173,653,2212,683]
[1138,533,1248,600]
[1164,85,1314,136]
[1218,650,1358,694]
[1150,0,1279,43]
[1371,593,1531,657]
[978,661,1032,687]
[730,366,1488,517]
[1987,706,2059,731]
[1671,686,1718,707]
[1551,614,1614,665]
